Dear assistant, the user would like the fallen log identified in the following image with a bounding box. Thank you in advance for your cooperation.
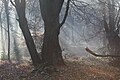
[85,47,120,57]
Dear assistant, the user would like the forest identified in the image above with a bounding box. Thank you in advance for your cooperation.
[0,0,120,80]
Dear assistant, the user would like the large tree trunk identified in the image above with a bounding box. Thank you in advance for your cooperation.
[41,18,64,65]
[39,0,65,65]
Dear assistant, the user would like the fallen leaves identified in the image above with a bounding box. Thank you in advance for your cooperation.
[0,58,120,80]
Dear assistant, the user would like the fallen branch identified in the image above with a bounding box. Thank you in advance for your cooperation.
[85,47,120,57]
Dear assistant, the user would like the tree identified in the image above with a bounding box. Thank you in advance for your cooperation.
[101,0,120,66]
[39,0,70,65]
[102,0,120,55]
[10,0,41,66]
[3,0,11,62]
[0,3,6,59]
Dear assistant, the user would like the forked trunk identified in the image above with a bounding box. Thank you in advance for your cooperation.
[39,0,65,65]
[41,19,64,65]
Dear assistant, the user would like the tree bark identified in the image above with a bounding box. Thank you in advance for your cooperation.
[18,17,41,66]
[41,19,64,65]
[11,0,41,66]
[39,0,65,65]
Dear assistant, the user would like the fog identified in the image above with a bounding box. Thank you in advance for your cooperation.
[0,0,109,61]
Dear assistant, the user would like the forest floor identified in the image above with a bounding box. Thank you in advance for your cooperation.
[0,57,120,80]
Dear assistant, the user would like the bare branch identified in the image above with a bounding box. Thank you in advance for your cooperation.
[59,0,71,28]
[10,0,16,7]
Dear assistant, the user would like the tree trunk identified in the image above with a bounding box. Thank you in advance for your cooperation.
[13,37,20,63]
[103,0,120,55]
[3,0,11,62]
[18,17,41,66]
[107,31,120,55]
[41,19,64,65]
[102,0,120,67]
[12,0,42,66]
[39,0,65,65]
[107,31,120,67]
[0,10,6,59]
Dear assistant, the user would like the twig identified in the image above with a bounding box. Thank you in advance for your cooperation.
[10,0,16,7]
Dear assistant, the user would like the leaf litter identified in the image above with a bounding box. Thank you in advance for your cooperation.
[0,57,120,80]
